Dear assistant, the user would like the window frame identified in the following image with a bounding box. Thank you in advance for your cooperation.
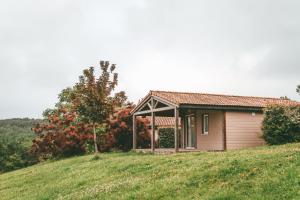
[202,114,209,135]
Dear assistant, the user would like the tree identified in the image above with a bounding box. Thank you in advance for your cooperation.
[280,96,290,100]
[0,118,39,172]
[70,61,126,153]
[262,104,300,145]
[108,105,151,151]
[31,107,93,160]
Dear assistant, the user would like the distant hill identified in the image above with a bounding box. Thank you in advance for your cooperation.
[0,143,299,199]
[0,118,41,146]
[0,118,42,172]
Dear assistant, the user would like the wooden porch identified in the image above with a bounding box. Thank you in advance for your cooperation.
[134,148,203,154]
[131,94,181,152]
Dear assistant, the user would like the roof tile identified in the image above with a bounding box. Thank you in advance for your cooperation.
[150,90,300,108]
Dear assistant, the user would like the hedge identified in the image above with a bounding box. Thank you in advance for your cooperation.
[262,104,300,145]
[158,128,175,148]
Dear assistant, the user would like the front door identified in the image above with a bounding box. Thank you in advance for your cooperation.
[185,115,196,148]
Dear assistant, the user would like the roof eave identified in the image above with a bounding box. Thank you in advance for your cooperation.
[179,104,264,112]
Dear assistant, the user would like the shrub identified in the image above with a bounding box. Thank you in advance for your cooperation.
[158,128,175,148]
[31,107,93,160]
[108,106,151,151]
[262,104,300,145]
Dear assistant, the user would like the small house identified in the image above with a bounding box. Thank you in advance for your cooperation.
[131,91,299,152]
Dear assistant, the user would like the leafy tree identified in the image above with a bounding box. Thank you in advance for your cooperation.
[0,137,34,172]
[108,105,151,151]
[0,118,39,172]
[31,61,127,157]
[68,61,126,153]
[262,104,300,145]
[31,107,93,160]
[280,96,290,100]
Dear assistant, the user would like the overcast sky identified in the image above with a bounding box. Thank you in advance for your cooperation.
[0,0,299,119]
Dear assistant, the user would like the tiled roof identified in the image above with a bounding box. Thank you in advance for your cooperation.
[145,117,181,126]
[150,90,300,108]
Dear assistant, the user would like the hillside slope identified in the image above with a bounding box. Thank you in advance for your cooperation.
[0,118,41,172]
[0,143,299,200]
[0,118,40,146]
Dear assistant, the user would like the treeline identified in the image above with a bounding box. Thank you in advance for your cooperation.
[0,118,41,173]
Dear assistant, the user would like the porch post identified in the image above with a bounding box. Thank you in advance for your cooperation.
[151,111,155,152]
[132,114,137,150]
[151,98,155,152]
[181,117,185,149]
[174,107,179,152]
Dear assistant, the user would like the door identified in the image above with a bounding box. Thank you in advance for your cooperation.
[185,115,196,148]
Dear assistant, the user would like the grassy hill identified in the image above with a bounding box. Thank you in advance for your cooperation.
[0,118,41,146]
[0,118,41,172]
[0,143,299,200]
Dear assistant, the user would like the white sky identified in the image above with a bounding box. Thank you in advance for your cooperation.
[0,0,299,119]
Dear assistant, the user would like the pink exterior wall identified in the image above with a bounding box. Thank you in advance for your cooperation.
[195,110,225,151]
[225,111,265,150]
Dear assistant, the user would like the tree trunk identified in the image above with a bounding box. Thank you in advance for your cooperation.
[93,123,99,153]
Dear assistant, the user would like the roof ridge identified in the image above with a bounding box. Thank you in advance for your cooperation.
[150,90,295,101]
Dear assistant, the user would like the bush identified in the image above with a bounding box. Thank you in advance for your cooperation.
[158,128,175,148]
[31,107,93,160]
[108,106,151,151]
[262,104,300,145]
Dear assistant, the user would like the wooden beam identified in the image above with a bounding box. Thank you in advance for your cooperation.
[152,96,177,107]
[133,114,137,149]
[131,93,177,115]
[134,106,175,116]
[154,100,159,109]
[151,99,155,152]
[131,93,152,114]
[174,108,179,152]
[194,110,198,149]
[147,102,152,110]
[223,111,227,151]
[181,117,185,149]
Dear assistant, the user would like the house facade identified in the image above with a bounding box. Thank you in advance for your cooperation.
[131,91,299,152]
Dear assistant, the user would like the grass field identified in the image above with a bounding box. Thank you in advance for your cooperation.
[0,143,299,200]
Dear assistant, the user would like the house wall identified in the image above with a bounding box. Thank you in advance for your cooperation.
[225,111,265,150]
[195,110,224,151]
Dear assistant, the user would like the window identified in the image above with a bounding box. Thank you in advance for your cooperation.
[202,114,209,134]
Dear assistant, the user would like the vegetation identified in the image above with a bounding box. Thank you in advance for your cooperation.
[31,108,94,160]
[108,105,150,151]
[0,143,299,199]
[158,128,175,148]
[30,61,150,162]
[297,84,300,95]
[0,118,40,173]
[262,105,300,145]
[66,61,126,153]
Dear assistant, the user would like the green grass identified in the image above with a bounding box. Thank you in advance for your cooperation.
[0,144,300,200]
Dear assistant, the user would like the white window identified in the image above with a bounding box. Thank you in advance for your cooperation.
[202,114,209,134]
